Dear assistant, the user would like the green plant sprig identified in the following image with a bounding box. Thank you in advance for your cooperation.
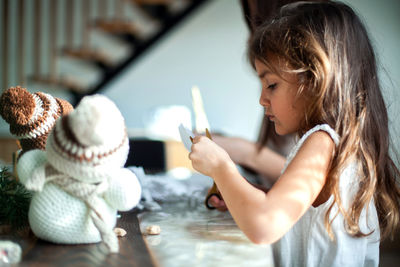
[0,166,32,230]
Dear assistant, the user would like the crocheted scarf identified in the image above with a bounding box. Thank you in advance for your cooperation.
[26,164,118,252]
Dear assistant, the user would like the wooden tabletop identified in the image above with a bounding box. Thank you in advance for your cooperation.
[1,211,155,267]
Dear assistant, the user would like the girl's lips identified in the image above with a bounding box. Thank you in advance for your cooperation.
[266,114,274,120]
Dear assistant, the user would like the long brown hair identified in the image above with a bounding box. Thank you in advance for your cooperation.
[240,0,315,149]
[249,1,400,240]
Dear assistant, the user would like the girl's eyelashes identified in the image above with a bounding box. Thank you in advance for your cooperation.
[267,83,277,90]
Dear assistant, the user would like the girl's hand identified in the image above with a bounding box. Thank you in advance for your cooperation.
[189,136,233,178]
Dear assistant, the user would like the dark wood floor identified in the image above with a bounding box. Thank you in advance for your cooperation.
[1,211,155,267]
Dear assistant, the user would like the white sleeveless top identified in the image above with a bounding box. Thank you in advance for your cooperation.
[273,124,380,267]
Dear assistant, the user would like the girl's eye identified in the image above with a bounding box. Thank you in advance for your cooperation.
[267,83,277,90]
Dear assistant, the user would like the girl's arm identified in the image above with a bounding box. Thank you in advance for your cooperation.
[207,177,270,212]
[207,136,282,211]
[212,135,285,182]
[190,131,334,244]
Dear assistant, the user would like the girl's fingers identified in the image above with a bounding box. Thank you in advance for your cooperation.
[192,135,208,143]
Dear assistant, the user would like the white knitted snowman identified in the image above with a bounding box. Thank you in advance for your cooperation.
[17,95,141,253]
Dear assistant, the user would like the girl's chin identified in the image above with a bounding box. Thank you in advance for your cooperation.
[274,124,289,136]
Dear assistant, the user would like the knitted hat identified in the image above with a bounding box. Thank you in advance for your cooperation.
[0,86,73,153]
[46,94,129,183]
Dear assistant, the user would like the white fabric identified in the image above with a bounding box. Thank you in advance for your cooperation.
[17,150,141,253]
[273,124,380,267]
[129,166,213,211]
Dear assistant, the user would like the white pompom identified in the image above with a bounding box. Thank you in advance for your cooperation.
[69,95,125,146]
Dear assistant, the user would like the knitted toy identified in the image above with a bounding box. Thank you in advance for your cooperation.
[0,86,73,156]
[16,94,141,253]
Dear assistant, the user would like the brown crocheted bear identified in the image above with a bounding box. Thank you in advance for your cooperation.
[0,86,73,155]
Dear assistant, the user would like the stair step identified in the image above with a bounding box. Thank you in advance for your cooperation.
[63,48,115,68]
[132,0,172,5]
[130,0,191,22]
[2,0,208,106]
[30,76,88,94]
[94,19,142,37]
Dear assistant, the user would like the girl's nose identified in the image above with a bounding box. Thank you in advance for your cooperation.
[259,92,270,107]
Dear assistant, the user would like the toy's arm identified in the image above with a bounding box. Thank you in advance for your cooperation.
[17,149,47,191]
[104,168,142,211]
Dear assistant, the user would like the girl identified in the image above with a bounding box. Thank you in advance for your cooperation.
[189,1,400,266]
[207,0,302,211]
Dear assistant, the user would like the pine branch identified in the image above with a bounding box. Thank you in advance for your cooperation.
[0,166,32,230]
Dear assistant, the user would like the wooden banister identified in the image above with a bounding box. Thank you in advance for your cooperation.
[66,0,74,49]
[133,0,172,4]
[49,0,57,81]
[82,0,90,50]
[18,0,25,86]
[34,0,41,77]
[116,0,123,18]
[2,0,9,91]
[98,0,107,18]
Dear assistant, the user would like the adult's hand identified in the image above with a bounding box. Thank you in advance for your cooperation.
[207,194,228,212]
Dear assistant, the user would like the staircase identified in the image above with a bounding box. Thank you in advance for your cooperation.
[1,0,208,105]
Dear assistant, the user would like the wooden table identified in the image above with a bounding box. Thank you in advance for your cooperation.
[1,211,155,267]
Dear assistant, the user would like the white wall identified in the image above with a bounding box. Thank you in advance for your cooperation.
[342,0,400,155]
[102,0,262,141]
[103,0,400,152]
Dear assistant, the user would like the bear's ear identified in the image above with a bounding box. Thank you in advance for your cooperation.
[17,149,47,186]
[0,86,35,125]
[55,98,74,116]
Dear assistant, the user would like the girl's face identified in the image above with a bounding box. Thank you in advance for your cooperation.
[255,58,306,135]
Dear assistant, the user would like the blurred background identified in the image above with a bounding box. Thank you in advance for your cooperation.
[0,0,399,265]
[0,0,399,151]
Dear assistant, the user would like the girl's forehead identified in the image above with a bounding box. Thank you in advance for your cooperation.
[255,58,299,84]
[255,58,287,76]
[254,59,269,72]
[255,58,276,72]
